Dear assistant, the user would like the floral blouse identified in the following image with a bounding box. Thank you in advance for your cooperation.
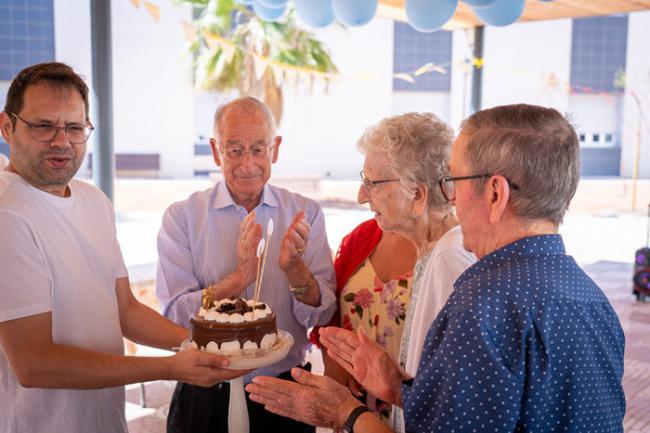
[339,258,414,361]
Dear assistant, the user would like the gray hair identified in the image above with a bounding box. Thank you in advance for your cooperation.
[357,112,454,210]
[213,96,276,136]
[460,104,580,225]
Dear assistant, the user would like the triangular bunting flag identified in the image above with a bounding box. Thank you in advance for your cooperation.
[143,1,160,22]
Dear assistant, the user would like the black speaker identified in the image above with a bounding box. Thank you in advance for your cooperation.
[633,247,650,300]
[634,204,650,301]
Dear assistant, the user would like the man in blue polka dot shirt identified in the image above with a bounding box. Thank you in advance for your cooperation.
[246,104,626,433]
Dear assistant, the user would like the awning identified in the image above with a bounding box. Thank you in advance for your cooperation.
[378,0,650,28]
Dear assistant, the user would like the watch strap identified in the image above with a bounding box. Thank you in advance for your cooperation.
[289,274,312,297]
[289,284,309,297]
[342,405,371,433]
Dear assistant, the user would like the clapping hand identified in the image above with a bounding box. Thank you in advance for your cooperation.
[320,326,406,405]
[236,211,263,288]
[246,368,363,430]
[279,210,310,272]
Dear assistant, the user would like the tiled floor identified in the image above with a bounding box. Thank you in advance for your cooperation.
[126,260,650,433]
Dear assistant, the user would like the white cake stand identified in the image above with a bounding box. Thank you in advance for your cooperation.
[185,330,294,433]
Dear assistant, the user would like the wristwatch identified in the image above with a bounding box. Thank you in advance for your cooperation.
[342,405,371,433]
[289,274,312,297]
[289,283,309,297]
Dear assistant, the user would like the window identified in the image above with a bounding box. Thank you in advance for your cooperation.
[0,0,55,80]
[393,22,452,92]
[570,15,628,93]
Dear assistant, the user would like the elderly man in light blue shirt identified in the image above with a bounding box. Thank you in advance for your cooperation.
[156,96,336,433]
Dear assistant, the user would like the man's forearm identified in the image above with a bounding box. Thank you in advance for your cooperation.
[16,344,173,389]
[121,299,188,350]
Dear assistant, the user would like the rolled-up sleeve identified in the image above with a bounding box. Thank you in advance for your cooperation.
[156,204,202,328]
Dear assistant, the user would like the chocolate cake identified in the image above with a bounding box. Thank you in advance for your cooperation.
[190,296,278,355]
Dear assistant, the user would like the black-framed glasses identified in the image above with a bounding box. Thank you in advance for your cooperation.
[438,174,519,202]
[360,170,400,193]
[8,112,94,145]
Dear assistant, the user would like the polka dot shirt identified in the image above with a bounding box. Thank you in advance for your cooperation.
[402,235,625,433]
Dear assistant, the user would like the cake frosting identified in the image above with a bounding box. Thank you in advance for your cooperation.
[190,296,278,355]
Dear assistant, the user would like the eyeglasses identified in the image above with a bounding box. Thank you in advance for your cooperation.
[438,174,520,202]
[8,112,94,145]
[360,170,400,193]
[219,142,274,160]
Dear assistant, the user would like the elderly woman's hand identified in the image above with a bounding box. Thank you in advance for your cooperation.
[246,368,363,429]
[320,326,406,406]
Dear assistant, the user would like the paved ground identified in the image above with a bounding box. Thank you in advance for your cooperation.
[117,178,650,433]
[124,261,650,433]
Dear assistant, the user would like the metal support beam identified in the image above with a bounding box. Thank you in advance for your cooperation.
[90,0,115,202]
[470,25,484,115]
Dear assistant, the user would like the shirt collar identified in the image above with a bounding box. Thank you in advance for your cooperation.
[455,234,566,288]
[212,181,279,210]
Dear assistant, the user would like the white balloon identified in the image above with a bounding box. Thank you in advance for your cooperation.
[267,218,274,237]
[256,238,266,258]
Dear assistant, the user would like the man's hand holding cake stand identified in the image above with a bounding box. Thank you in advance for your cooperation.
[166,345,249,385]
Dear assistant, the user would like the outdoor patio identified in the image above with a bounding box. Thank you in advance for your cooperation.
[123,261,650,433]
[116,178,650,433]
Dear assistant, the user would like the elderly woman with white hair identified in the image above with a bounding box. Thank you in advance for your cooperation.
[247,112,475,432]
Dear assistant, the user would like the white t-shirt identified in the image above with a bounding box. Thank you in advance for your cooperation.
[0,171,129,433]
[403,225,476,376]
[392,226,476,433]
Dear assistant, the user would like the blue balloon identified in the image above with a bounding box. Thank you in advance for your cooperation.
[295,0,335,28]
[252,0,287,21]
[258,0,289,8]
[462,0,496,8]
[406,0,458,32]
[473,0,525,26]
[332,0,378,27]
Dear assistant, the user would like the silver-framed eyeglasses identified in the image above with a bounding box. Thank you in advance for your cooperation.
[360,170,400,193]
[219,142,274,160]
[8,112,94,145]
[438,174,520,202]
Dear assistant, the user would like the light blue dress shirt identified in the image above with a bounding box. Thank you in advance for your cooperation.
[156,181,337,381]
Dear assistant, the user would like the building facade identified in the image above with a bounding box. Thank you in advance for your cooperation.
[1,1,649,178]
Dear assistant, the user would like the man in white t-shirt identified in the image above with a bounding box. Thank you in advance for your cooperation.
[0,62,243,433]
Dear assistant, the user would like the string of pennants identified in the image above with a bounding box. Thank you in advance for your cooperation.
[129,0,336,90]
[127,0,635,96]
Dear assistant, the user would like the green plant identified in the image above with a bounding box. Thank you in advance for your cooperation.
[176,0,338,125]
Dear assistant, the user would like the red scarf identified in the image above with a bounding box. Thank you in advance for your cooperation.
[310,219,382,347]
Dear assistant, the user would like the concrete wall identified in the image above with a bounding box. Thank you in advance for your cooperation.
[110,1,195,178]
[276,18,393,178]
[52,0,195,178]
[622,11,650,178]
[392,91,451,123]
[4,3,650,179]
[568,94,623,144]
[481,18,572,112]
